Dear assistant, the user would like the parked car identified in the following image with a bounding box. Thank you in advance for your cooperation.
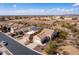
[0,41,8,46]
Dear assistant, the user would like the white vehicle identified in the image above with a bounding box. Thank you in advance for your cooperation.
[0,41,8,46]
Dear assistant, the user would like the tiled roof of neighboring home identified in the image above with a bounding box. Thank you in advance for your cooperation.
[12,23,19,27]
[17,24,24,29]
[10,23,23,30]
[8,22,14,26]
[20,26,29,32]
[34,28,54,40]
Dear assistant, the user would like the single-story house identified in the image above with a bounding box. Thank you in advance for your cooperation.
[33,28,54,45]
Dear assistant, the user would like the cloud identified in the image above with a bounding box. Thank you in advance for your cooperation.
[0,8,78,15]
[49,8,75,14]
[72,3,79,6]
[13,5,16,7]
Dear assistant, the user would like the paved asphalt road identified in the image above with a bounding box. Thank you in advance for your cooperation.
[0,32,41,55]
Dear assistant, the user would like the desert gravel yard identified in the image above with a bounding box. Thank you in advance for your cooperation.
[58,45,79,55]
[26,42,39,49]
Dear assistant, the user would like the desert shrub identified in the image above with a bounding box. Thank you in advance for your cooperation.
[59,31,68,39]
[18,31,24,35]
[1,26,11,33]
[44,41,58,55]
[61,23,73,29]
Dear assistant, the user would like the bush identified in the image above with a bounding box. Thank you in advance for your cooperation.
[59,31,68,39]
[18,31,24,35]
[43,41,58,55]
[71,27,79,33]
[61,23,79,33]
[61,23,73,29]
[1,26,11,33]
[11,33,16,37]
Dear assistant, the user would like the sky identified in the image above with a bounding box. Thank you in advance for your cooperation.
[0,3,79,15]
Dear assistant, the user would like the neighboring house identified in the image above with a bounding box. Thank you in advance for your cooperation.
[33,28,54,45]
[20,27,29,32]
[8,23,24,33]
[23,26,43,42]
[9,23,19,31]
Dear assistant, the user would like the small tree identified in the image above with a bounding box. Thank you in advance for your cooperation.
[43,41,58,55]
[29,35,33,43]
[1,26,11,33]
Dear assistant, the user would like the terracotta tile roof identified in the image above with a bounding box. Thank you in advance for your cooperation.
[34,28,54,40]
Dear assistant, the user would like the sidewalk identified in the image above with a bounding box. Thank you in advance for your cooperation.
[0,46,13,55]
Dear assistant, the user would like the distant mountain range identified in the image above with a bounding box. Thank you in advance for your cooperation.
[61,14,79,16]
[0,14,79,16]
